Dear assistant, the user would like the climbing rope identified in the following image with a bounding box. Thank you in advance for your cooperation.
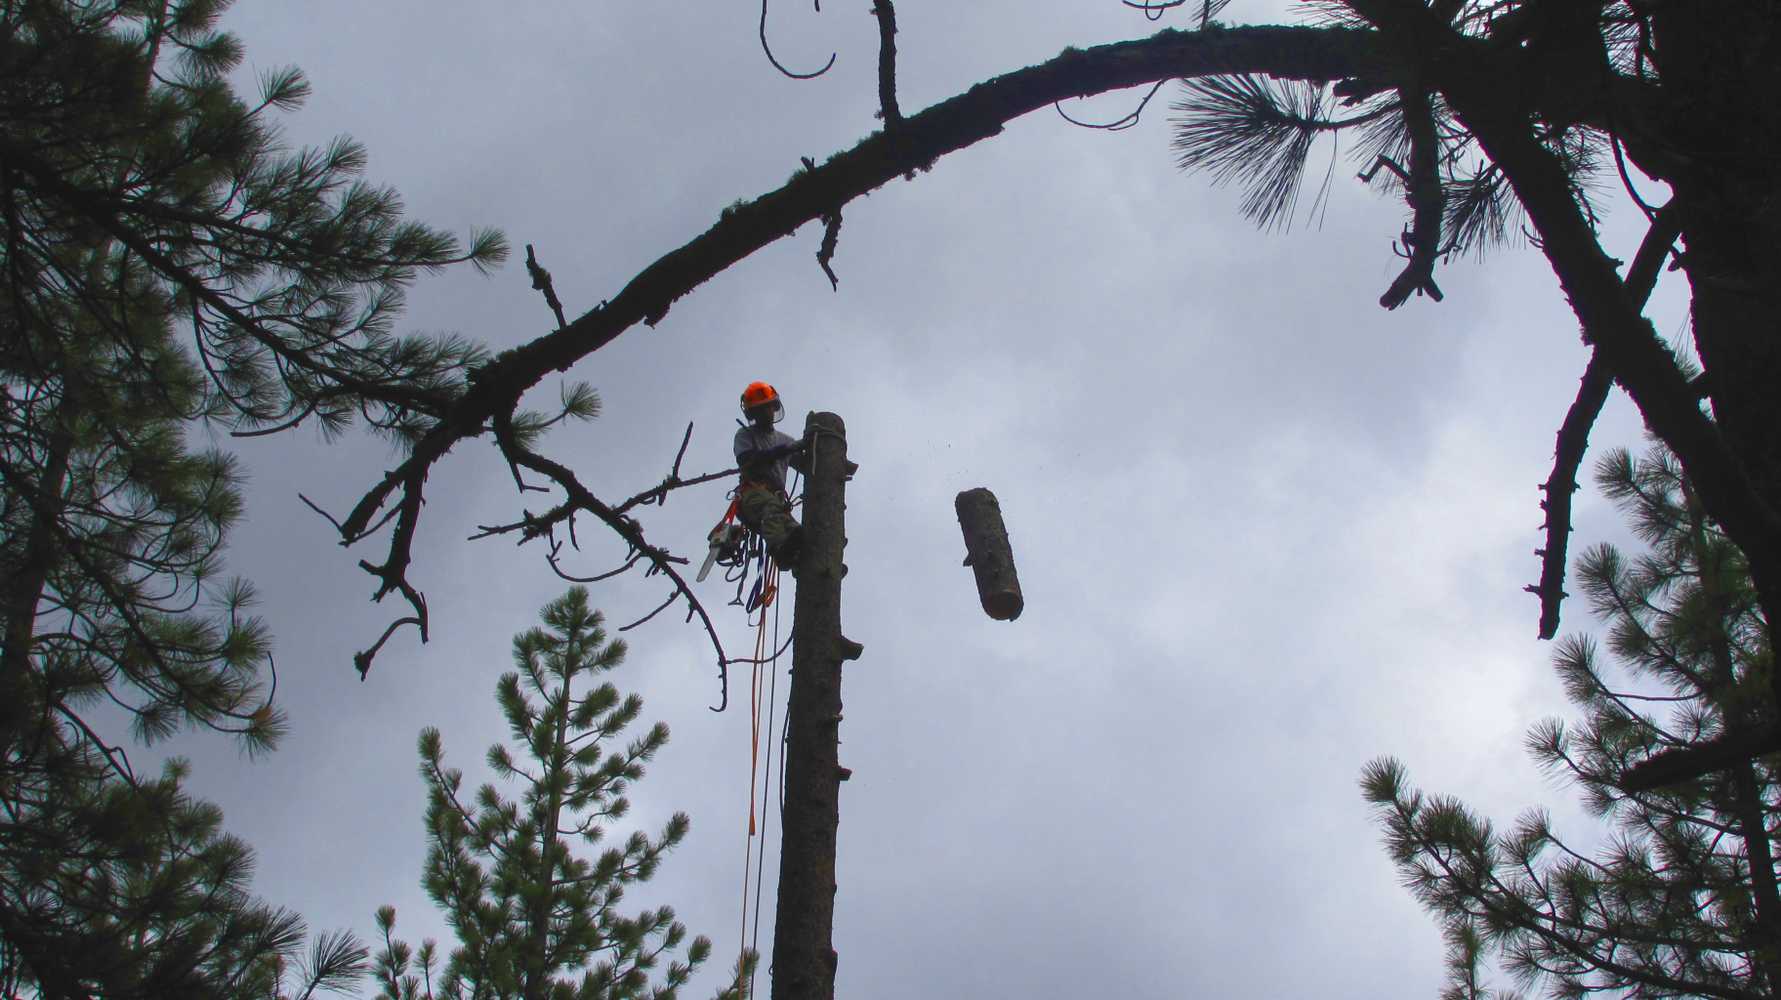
[733,467,800,996]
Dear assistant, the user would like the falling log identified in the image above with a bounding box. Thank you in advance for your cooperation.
[955,487,1023,621]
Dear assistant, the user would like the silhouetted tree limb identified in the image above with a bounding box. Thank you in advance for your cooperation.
[871,1,901,125]
[1378,84,1444,308]
[615,468,741,515]
[816,211,842,290]
[525,243,568,330]
[1530,356,1611,640]
[500,443,733,711]
[760,0,836,80]
[331,25,1388,672]
[1056,80,1167,131]
[1621,726,1781,795]
[1357,0,1781,709]
[353,616,423,681]
[1529,202,1682,639]
[331,17,1744,684]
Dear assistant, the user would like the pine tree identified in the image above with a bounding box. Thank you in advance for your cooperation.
[376,587,737,1000]
[1364,446,1779,998]
[0,741,375,998]
[2,0,508,989]
[1,0,509,757]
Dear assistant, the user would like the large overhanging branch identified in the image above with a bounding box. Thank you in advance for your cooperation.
[332,18,1683,676]
[333,24,1387,667]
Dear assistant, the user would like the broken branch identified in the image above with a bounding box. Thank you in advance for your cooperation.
[817,211,842,290]
[871,0,901,124]
[525,243,568,329]
[1527,201,1681,639]
[1379,85,1445,309]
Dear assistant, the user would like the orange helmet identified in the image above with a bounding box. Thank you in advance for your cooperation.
[739,381,784,423]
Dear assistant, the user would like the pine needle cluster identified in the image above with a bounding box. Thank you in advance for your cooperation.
[1364,446,1778,998]
[1169,1,1657,252]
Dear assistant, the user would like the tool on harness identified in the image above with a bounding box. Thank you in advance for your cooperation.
[697,498,746,582]
[698,464,803,615]
[695,493,778,612]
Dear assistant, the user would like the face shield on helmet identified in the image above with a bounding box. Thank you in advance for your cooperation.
[740,381,784,424]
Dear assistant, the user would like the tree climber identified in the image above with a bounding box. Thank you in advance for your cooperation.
[734,381,809,569]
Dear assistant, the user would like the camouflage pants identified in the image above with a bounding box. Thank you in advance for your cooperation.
[738,485,800,554]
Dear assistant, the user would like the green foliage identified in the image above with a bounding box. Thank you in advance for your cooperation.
[1364,446,1778,998]
[1171,74,1339,229]
[0,0,507,991]
[1169,0,1657,245]
[0,742,370,998]
[378,587,737,1000]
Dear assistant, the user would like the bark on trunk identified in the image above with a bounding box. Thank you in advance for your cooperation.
[770,412,857,1000]
[1653,3,1781,528]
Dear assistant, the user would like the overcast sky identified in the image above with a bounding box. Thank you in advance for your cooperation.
[134,2,1692,996]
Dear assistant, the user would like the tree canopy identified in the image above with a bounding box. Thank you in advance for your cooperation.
[7,0,1781,994]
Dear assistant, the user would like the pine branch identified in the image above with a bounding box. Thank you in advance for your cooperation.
[1171,74,1339,229]
[1620,727,1781,793]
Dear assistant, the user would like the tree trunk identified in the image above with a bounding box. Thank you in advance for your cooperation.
[522,672,572,1000]
[0,393,77,761]
[1651,2,1781,733]
[770,412,858,1000]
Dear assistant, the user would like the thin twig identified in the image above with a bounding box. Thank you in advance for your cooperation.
[1054,80,1167,131]
[670,421,694,479]
[493,410,536,493]
[298,493,348,534]
[525,243,568,330]
[1123,0,1187,20]
[614,467,740,516]
[354,615,423,681]
[468,505,570,542]
[548,547,643,584]
[505,443,733,711]
[619,591,678,632]
[760,0,836,79]
[728,631,795,666]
